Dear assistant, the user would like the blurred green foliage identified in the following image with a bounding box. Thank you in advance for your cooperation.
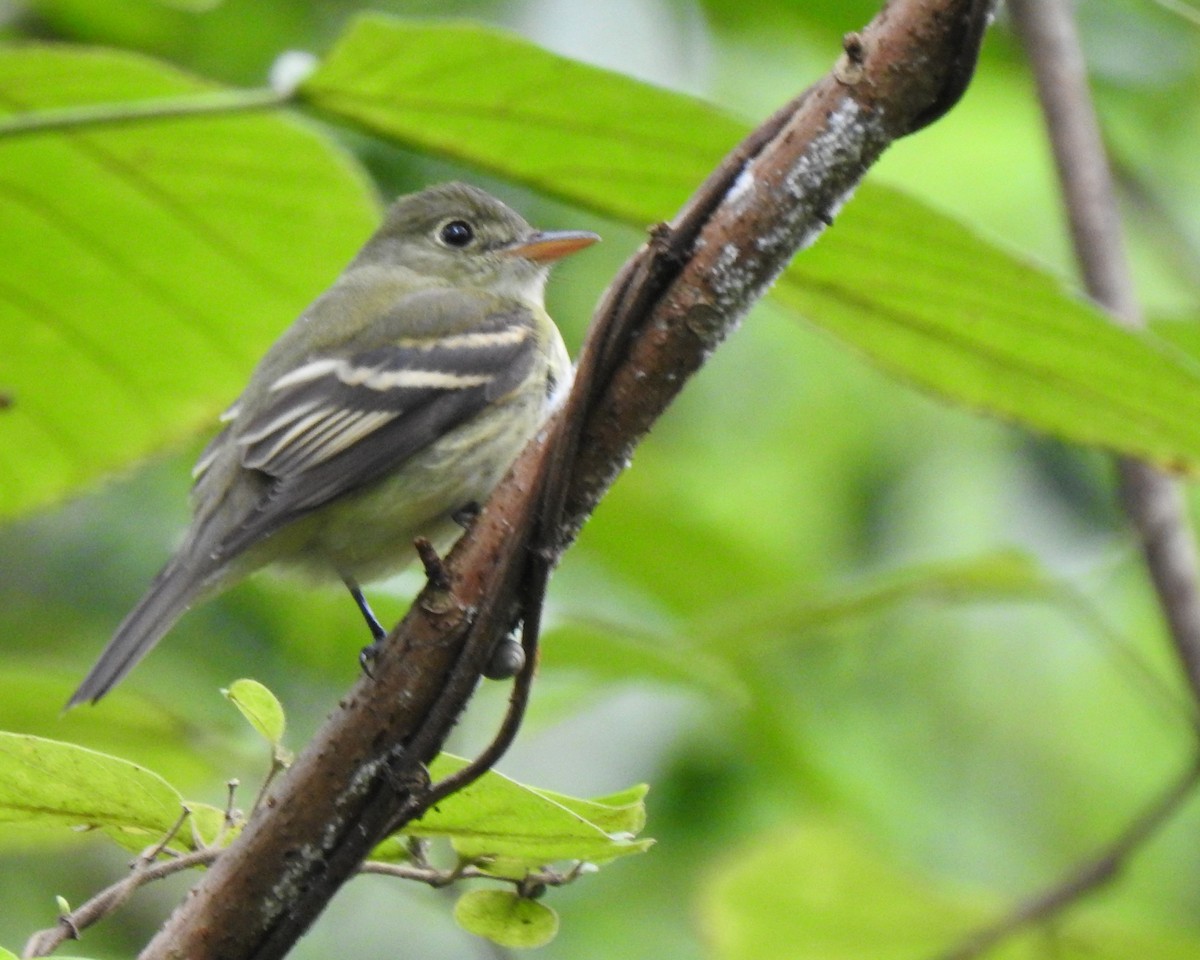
[2,1,1200,959]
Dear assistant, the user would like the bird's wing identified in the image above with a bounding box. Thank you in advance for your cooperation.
[214,298,541,558]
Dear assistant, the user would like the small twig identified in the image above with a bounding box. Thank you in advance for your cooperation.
[23,806,239,957]
[935,755,1200,960]
[358,858,587,891]
[252,761,285,814]
[223,779,242,825]
[147,805,193,861]
[406,836,432,868]
[222,781,241,823]
[414,536,452,592]
[22,845,220,958]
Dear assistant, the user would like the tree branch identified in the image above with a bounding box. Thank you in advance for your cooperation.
[934,755,1200,960]
[1009,0,1200,705]
[24,847,219,957]
[929,1,1200,955]
[140,2,994,957]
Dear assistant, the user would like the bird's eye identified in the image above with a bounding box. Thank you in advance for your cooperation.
[439,219,475,248]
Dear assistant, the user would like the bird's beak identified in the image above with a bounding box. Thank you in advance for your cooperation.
[504,230,600,264]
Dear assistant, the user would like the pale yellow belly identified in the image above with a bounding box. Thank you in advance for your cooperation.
[271,385,547,583]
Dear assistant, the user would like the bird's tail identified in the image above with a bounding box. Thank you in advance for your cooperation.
[67,556,214,708]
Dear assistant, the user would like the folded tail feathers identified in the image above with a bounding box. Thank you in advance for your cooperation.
[67,558,209,708]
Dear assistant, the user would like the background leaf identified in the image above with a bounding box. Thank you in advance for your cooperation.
[778,187,1200,471]
[701,819,1200,960]
[300,14,742,223]
[0,45,378,520]
[0,731,223,850]
[223,678,286,749]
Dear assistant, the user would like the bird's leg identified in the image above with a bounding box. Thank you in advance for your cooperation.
[343,574,387,677]
[346,578,387,641]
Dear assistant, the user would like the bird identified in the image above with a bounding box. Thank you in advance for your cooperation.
[68,182,598,706]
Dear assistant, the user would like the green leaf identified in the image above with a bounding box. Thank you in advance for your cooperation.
[407,754,652,869]
[453,889,559,949]
[0,946,97,960]
[303,16,1200,470]
[182,802,229,848]
[701,818,1200,960]
[0,45,378,520]
[0,668,217,793]
[223,678,286,749]
[527,782,648,837]
[300,14,743,223]
[0,948,98,960]
[780,187,1200,472]
[0,731,186,848]
[1151,317,1200,359]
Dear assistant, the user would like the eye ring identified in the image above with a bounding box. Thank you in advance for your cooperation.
[438,219,475,248]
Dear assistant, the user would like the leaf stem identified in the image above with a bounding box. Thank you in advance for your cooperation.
[0,86,290,140]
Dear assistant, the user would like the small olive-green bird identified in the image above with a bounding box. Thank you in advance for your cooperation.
[69,183,598,707]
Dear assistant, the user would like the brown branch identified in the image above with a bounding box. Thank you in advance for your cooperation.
[356,857,588,889]
[139,3,993,957]
[935,755,1200,960]
[929,1,1200,956]
[1009,0,1200,705]
[23,846,220,958]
